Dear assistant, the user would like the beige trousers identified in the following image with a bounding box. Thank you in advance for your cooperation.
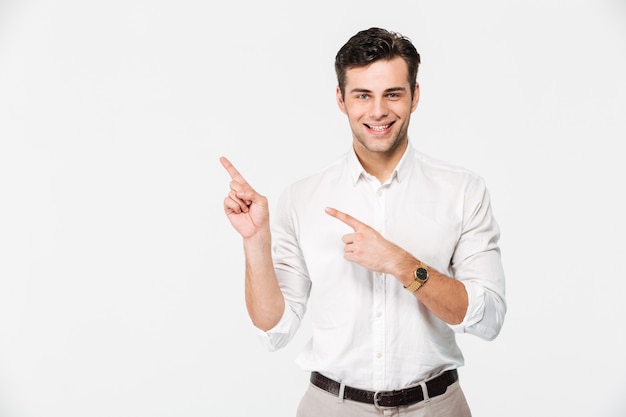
[296,380,472,417]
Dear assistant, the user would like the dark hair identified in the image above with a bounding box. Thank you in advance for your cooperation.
[335,27,421,98]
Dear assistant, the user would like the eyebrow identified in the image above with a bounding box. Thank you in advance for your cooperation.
[349,87,408,94]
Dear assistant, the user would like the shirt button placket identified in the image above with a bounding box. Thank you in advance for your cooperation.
[372,184,386,388]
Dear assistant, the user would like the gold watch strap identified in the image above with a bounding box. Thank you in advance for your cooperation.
[404,277,423,292]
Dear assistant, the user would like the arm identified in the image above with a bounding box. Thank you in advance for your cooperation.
[220,157,285,331]
[325,177,506,340]
[388,253,469,325]
[447,177,506,340]
[325,207,468,325]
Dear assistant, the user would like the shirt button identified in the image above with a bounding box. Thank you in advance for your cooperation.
[376,311,382,318]
[376,190,383,198]
[376,352,382,359]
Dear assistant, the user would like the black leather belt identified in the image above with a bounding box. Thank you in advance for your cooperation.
[310,369,458,408]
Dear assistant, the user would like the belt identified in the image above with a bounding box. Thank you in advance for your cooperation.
[310,369,458,408]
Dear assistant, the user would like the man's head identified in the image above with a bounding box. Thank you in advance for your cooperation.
[335,28,421,99]
[334,28,421,170]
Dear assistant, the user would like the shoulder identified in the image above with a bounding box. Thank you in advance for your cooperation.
[412,148,485,188]
[403,148,493,209]
[414,149,478,177]
[287,153,350,193]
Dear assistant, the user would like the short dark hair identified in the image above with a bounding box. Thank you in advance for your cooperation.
[335,27,421,98]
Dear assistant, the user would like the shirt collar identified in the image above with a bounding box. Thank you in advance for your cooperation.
[347,142,415,186]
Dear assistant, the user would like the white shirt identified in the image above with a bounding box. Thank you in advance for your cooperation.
[257,143,506,391]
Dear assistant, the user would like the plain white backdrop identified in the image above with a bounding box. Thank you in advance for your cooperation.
[1,1,625,416]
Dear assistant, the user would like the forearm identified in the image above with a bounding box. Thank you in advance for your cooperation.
[243,230,285,331]
[322,207,471,325]
[393,252,468,325]
[414,269,468,325]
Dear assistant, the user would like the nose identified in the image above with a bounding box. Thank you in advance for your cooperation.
[369,97,389,119]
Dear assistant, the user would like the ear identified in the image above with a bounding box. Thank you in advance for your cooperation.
[411,82,420,112]
[336,86,347,114]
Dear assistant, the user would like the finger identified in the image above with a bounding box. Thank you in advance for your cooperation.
[229,179,247,199]
[222,157,256,203]
[220,156,249,185]
[229,178,256,206]
[224,195,245,214]
[325,207,364,231]
[227,190,250,212]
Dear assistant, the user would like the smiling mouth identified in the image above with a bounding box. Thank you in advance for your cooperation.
[366,123,393,132]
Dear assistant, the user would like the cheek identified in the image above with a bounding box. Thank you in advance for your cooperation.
[346,111,365,126]
[343,103,367,120]
[394,103,414,118]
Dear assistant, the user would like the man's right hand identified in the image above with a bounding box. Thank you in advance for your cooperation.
[220,156,270,239]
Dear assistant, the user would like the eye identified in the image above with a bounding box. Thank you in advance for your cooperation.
[358,93,369,99]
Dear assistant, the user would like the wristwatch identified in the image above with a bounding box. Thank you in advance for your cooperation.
[404,261,429,293]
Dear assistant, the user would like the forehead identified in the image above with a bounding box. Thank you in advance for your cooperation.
[344,57,411,91]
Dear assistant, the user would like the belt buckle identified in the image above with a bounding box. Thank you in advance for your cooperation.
[373,391,391,409]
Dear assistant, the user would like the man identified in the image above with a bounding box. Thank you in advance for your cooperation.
[221,27,506,416]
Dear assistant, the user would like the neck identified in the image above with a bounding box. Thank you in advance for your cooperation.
[354,140,408,183]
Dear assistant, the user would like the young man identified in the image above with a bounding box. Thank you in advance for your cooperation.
[221,27,506,416]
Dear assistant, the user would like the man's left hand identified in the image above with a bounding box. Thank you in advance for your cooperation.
[325,207,410,276]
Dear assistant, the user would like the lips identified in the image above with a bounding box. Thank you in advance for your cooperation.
[365,122,394,132]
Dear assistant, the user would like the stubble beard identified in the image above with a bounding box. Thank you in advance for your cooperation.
[353,124,409,158]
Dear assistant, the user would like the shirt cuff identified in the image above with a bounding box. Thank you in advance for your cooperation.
[448,280,486,333]
[254,306,299,352]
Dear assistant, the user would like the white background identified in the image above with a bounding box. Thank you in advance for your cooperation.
[1,1,625,416]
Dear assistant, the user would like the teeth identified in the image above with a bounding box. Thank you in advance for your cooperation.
[369,124,390,131]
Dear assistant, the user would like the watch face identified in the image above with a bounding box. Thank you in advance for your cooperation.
[416,267,428,281]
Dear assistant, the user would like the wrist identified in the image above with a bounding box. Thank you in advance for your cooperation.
[243,228,272,249]
[392,252,420,287]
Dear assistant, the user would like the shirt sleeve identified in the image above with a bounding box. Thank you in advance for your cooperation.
[448,176,507,341]
[254,302,303,351]
[254,187,312,351]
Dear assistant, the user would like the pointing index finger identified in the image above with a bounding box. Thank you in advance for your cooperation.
[325,207,363,231]
[220,156,248,184]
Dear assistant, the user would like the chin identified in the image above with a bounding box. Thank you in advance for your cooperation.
[365,137,402,153]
